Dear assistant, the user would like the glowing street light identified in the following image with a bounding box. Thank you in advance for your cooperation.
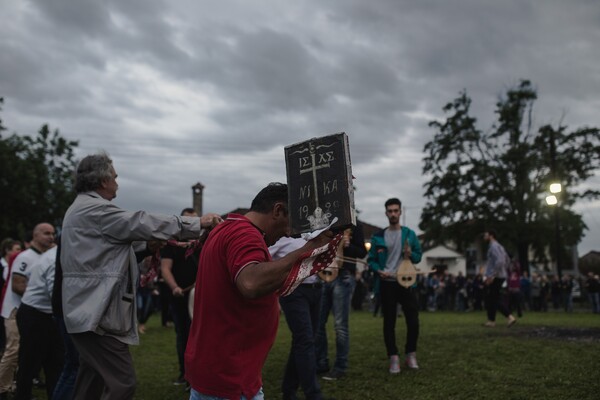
[547,181,562,204]
[547,126,562,279]
[545,181,562,279]
[550,183,562,194]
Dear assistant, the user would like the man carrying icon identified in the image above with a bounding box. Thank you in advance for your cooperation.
[185,183,337,400]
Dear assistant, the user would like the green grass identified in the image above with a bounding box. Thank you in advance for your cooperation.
[43,310,600,399]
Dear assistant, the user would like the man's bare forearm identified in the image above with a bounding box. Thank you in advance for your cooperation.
[236,245,308,299]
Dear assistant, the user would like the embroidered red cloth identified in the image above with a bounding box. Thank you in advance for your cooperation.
[278,233,343,297]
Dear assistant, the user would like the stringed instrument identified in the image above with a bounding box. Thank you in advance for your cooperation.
[318,228,352,283]
[396,236,435,288]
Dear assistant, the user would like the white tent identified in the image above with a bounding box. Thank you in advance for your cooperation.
[422,245,466,276]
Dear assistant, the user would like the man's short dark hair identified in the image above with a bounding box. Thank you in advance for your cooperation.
[385,198,402,209]
[250,183,288,214]
[180,208,196,216]
[485,229,497,239]
[75,152,113,193]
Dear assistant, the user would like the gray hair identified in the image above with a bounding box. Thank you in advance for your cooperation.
[75,152,113,193]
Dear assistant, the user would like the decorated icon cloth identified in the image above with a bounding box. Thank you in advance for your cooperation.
[278,232,343,297]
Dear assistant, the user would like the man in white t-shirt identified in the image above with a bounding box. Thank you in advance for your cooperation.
[0,223,55,399]
[16,245,63,400]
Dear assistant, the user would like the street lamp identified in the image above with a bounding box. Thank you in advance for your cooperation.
[550,183,562,194]
[545,195,558,205]
[545,182,562,279]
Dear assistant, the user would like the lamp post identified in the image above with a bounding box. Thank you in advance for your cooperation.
[545,183,562,279]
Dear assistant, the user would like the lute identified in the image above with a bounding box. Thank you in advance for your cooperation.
[396,236,435,288]
[318,228,352,283]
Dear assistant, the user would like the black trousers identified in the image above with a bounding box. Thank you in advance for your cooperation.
[380,280,419,356]
[485,278,511,321]
[71,331,136,400]
[508,290,523,317]
[15,303,64,400]
[171,295,191,378]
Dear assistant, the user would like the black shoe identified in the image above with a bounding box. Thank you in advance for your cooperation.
[316,367,329,375]
[322,370,345,381]
[173,375,187,386]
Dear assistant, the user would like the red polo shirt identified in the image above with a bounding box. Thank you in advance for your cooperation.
[185,214,279,399]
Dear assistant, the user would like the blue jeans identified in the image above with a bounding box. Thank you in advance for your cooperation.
[137,286,154,324]
[279,284,323,400]
[190,387,264,400]
[564,293,573,313]
[52,317,79,400]
[316,272,356,373]
[589,292,600,313]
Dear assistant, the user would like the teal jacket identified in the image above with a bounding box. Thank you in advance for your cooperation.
[367,227,422,291]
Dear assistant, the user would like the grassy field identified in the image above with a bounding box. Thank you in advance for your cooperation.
[122,309,600,400]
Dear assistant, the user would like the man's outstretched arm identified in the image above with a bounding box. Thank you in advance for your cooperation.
[236,232,333,299]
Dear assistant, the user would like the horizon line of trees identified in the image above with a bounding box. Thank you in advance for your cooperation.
[0,97,79,241]
[2,81,599,276]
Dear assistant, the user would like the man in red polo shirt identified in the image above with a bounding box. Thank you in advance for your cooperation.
[185,183,334,400]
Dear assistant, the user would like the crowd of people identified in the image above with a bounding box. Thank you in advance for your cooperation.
[355,269,590,317]
[0,151,598,400]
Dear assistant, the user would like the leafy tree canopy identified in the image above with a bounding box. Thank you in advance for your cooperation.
[420,80,600,271]
[0,97,79,241]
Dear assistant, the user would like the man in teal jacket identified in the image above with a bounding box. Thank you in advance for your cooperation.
[367,198,422,374]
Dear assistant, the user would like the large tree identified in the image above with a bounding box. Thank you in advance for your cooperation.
[0,98,79,240]
[420,80,600,272]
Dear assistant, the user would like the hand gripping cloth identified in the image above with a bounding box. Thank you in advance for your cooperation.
[278,233,343,297]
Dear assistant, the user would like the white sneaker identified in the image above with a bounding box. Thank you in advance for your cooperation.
[389,355,400,374]
[405,352,419,369]
[507,315,517,327]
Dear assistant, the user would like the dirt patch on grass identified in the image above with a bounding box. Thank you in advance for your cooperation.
[523,326,600,343]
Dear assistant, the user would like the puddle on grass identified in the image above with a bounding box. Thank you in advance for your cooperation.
[524,326,600,343]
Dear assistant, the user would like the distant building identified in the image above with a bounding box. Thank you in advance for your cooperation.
[579,250,600,274]
[580,250,600,264]
[421,245,466,276]
[360,220,382,246]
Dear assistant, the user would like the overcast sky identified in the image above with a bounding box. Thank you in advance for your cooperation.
[1,0,598,256]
